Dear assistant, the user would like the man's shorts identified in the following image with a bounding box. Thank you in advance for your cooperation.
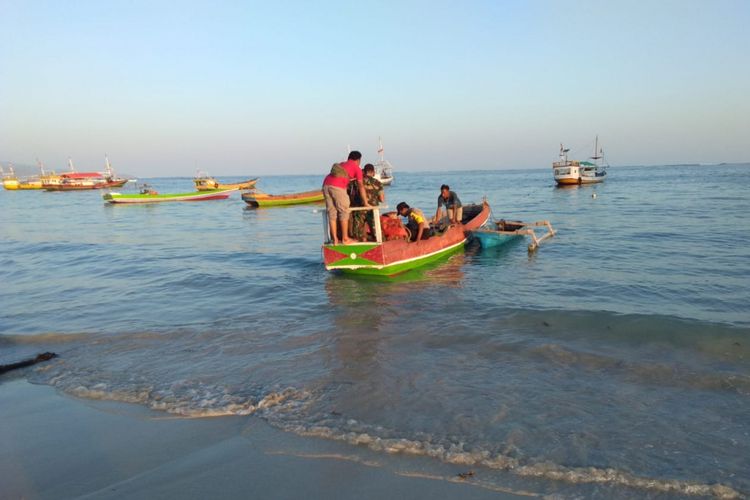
[323,184,350,221]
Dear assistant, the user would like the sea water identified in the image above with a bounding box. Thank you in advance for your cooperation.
[1,164,748,498]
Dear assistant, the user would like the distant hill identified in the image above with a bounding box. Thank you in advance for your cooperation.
[0,161,39,177]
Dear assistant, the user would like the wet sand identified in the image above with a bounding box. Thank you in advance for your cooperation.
[0,378,527,499]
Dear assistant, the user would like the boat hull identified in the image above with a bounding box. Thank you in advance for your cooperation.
[554,175,606,185]
[323,202,490,276]
[45,179,128,191]
[241,190,323,207]
[18,181,43,190]
[470,229,522,248]
[103,189,235,204]
[195,178,258,191]
[3,180,20,190]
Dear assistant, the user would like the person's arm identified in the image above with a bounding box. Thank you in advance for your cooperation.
[378,190,385,203]
[434,199,442,223]
[413,212,427,241]
[358,180,370,207]
[451,194,462,223]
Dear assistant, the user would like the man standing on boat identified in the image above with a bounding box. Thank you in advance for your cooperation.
[323,151,370,245]
[433,184,463,225]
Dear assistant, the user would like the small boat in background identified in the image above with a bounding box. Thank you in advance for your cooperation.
[103,185,236,204]
[193,172,258,191]
[373,137,394,186]
[1,166,20,190]
[471,219,556,252]
[43,157,128,191]
[241,189,323,207]
[553,136,608,185]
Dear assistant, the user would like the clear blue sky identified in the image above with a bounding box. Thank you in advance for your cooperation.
[1,0,748,176]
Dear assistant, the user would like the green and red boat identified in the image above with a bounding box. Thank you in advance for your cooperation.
[323,202,490,276]
[103,188,236,204]
[241,189,323,207]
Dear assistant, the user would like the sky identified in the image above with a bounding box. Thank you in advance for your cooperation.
[1,0,748,176]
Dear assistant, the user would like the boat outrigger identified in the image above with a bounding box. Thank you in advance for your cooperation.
[323,202,490,276]
[553,136,608,185]
[471,219,556,252]
[241,189,324,207]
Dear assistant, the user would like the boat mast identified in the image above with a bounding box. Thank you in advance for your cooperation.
[37,158,45,176]
[68,158,75,172]
[590,135,605,168]
[105,155,113,177]
[559,143,570,164]
[591,135,602,160]
[378,136,385,163]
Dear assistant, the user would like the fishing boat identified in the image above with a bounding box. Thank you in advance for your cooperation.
[36,161,62,189]
[553,136,608,185]
[373,137,394,186]
[1,166,19,190]
[43,157,128,191]
[323,202,490,276]
[241,189,323,207]
[471,219,556,252]
[103,186,236,204]
[193,173,258,191]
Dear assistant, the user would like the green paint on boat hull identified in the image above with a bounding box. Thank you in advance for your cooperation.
[327,240,466,276]
[105,189,230,200]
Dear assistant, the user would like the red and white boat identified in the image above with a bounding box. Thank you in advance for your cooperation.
[323,202,490,276]
[43,157,128,191]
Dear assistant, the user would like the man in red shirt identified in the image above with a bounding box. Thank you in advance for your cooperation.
[323,151,370,245]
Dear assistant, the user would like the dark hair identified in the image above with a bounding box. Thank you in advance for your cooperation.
[348,151,362,161]
[440,184,450,191]
[363,163,375,173]
[396,202,409,212]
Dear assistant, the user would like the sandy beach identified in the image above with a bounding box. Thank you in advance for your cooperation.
[0,377,527,499]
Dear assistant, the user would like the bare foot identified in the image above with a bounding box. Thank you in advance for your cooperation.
[341,238,355,245]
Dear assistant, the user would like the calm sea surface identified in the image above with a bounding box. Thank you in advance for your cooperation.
[1,164,749,498]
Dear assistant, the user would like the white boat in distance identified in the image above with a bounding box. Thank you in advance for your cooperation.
[373,137,394,186]
[553,136,608,185]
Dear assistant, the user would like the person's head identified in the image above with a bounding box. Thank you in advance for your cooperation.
[348,151,362,163]
[396,202,410,215]
[363,163,375,176]
[440,184,450,197]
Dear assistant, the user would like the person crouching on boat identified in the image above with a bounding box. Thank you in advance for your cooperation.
[323,151,370,245]
[433,184,463,225]
[397,202,430,242]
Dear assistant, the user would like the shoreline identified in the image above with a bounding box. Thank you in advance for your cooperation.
[0,378,526,499]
